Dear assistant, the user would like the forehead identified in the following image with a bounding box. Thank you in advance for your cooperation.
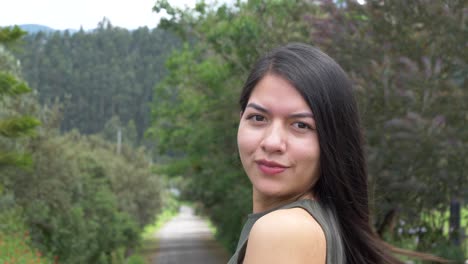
[248,74,311,113]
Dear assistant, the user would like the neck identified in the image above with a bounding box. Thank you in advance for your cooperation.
[252,190,314,213]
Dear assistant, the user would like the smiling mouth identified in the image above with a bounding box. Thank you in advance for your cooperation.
[256,160,288,175]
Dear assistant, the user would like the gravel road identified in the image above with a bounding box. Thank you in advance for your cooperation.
[152,205,230,264]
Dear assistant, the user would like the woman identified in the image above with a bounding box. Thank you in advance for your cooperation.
[228,43,444,264]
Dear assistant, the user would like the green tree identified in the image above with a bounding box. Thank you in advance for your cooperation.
[17,20,180,145]
[150,0,318,250]
[0,26,40,169]
[1,25,164,264]
[0,25,49,264]
[308,0,466,257]
[8,122,161,263]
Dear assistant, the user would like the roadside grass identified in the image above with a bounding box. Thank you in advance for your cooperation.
[0,231,55,264]
[205,217,218,237]
[0,208,55,264]
[141,207,179,240]
[135,195,181,264]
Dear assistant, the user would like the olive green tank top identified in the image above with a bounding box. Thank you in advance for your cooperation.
[227,199,345,264]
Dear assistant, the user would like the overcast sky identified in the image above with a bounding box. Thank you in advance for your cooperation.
[0,0,199,30]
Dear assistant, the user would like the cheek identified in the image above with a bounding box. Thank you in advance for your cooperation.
[237,123,257,157]
[237,120,267,166]
[294,138,320,172]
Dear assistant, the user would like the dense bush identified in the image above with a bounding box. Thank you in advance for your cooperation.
[7,129,162,264]
[0,208,54,264]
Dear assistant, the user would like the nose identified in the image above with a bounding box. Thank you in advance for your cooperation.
[260,122,286,154]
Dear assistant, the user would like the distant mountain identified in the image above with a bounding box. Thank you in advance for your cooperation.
[19,24,55,34]
[14,24,80,35]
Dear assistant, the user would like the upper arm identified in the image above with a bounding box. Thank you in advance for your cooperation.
[243,208,326,264]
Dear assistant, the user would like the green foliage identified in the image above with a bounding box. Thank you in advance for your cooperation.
[126,254,146,264]
[0,207,22,234]
[0,72,31,97]
[3,125,162,264]
[1,23,165,264]
[0,26,46,264]
[138,189,183,263]
[150,0,318,251]
[0,115,40,137]
[0,208,54,264]
[141,191,180,240]
[0,28,40,170]
[0,26,26,46]
[0,232,52,264]
[0,89,161,264]
[15,21,180,144]
[150,0,467,256]
[309,0,467,253]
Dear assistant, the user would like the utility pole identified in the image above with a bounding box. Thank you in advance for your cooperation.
[117,128,122,155]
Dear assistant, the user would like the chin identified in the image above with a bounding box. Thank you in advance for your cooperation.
[253,182,289,198]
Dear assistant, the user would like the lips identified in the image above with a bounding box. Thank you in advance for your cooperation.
[256,159,288,175]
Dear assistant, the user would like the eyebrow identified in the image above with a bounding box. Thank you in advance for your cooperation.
[246,103,269,113]
[246,103,314,118]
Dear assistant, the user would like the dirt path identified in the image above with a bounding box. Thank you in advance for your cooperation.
[151,205,230,264]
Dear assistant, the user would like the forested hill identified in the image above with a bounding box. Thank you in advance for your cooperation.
[16,20,180,144]
[19,24,56,34]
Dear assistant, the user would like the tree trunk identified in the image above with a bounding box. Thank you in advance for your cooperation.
[377,207,399,238]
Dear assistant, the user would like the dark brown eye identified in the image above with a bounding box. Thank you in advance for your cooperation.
[247,114,266,122]
[293,122,312,130]
[254,115,265,121]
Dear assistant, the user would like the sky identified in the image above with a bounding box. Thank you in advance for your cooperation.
[0,0,199,30]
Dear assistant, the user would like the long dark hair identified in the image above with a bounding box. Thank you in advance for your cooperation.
[239,43,445,264]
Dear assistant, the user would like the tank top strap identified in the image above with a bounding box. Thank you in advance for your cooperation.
[227,199,345,264]
[286,199,345,264]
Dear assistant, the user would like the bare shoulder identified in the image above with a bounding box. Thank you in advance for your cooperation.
[243,207,326,264]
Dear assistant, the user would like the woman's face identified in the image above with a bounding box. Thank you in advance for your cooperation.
[237,74,320,200]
